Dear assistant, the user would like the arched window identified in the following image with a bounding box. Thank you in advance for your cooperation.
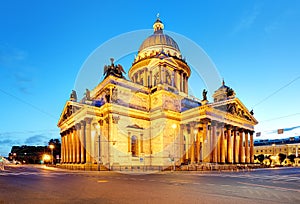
[131,136,138,157]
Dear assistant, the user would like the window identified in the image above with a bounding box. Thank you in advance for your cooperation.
[131,136,138,157]
[154,73,159,86]
[165,71,171,86]
[134,73,138,83]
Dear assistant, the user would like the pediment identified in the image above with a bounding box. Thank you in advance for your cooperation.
[212,98,258,124]
[126,124,144,130]
[57,101,82,126]
[147,56,179,70]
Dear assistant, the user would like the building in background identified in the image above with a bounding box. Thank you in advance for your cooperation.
[254,137,300,166]
[8,139,61,164]
[58,18,258,170]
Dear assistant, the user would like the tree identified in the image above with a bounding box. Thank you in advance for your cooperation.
[287,154,296,163]
[257,154,265,164]
[10,145,47,164]
[48,138,61,163]
[265,155,272,166]
[278,153,286,164]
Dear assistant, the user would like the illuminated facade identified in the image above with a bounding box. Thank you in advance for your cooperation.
[255,143,299,156]
[254,143,300,165]
[57,18,258,170]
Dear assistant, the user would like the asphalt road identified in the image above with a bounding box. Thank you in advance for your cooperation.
[0,165,299,204]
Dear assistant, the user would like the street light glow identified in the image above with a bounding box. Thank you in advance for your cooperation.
[43,154,51,161]
[49,144,55,165]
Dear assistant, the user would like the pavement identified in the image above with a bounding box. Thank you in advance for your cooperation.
[0,165,299,203]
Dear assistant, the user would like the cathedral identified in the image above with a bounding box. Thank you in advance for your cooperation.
[57,18,258,170]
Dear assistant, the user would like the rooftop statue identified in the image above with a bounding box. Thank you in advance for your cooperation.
[103,58,126,79]
[70,90,77,102]
[202,89,208,101]
[85,88,91,100]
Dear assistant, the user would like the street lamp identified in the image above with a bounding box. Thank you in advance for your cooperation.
[272,144,276,155]
[93,123,101,171]
[42,154,51,163]
[271,144,276,166]
[193,129,198,164]
[172,124,177,171]
[49,144,54,165]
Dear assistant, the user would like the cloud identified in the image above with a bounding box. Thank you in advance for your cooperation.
[264,21,280,33]
[14,72,32,83]
[285,125,300,132]
[0,44,27,66]
[0,138,21,154]
[232,3,262,34]
[264,9,295,34]
[0,43,34,94]
[0,133,54,155]
[25,134,48,145]
[13,71,33,94]
[0,139,15,145]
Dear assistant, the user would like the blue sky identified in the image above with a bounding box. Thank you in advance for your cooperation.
[0,0,300,156]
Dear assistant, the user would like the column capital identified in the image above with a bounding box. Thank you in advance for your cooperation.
[81,120,86,126]
[244,129,250,134]
[84,117,92,124]
[75,123,81,129]
[200,118,211,124]
[188,121,197,127]
[180,124,186,129]
[238,128,244,133]
[104,116,109,124]
[65,129,70,134]
[98,119,104,126]
[214,122,224,129]
[232,126,239,131]
[211,120,219,126]
[112,115,120,124]
[70,126,76,131]
[225,124,233,130]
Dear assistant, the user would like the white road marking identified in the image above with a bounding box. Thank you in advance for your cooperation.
[237,181,300,193]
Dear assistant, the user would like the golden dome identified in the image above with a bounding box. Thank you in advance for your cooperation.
[138,19,180,52]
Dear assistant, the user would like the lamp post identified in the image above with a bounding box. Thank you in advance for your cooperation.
[193,129,198,164]
[49,144,54,165]
[172,124,177,171]
[93,123,101,171]
[271,143,276,166]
